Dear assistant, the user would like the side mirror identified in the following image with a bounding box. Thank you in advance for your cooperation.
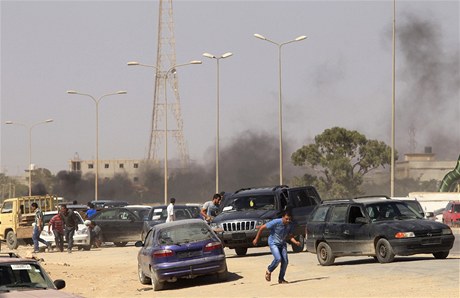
[54,279,66,290]
[134,240,144,247]
[222,206,233,212]
[425,212,434,218]
[355,217,368,224]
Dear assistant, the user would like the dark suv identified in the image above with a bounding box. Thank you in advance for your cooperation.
[210,185,321,256]
[305,196,455,266]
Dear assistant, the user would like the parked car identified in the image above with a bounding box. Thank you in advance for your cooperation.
[39,210,91,251]
[141,205,195,239]
[89,206,150,246]
[210,185,321,255]
[136,219,228,291]
[442,201,460,227]
[0,252,80,297]
[305,196,455,266]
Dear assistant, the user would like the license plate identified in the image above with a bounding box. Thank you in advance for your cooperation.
[232,232,246,240]
[177,250,202,258]
[422,238,441,245]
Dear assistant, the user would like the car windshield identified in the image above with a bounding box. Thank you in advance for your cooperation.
[366,202,423,222]
[453,204,460,212]
[158,223,213,245]
[0,263,55,290]
[222,195,275,211]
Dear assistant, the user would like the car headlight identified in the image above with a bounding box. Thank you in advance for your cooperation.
[395,232,415,238]
[442,228,452,235]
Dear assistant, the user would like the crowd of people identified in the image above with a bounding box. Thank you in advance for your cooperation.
[31,201,101,253]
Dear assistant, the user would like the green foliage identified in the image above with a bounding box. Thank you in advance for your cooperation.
[291,127,393,198]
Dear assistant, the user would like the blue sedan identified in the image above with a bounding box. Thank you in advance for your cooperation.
[136,219,228,291]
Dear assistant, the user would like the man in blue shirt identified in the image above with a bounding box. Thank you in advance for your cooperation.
[252,209,301,284]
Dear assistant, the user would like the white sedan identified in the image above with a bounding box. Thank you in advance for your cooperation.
[39,211,91,251]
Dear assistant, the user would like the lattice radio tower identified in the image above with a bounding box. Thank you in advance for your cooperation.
[148,0,189,166]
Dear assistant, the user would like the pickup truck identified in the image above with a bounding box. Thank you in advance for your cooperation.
[0,195,59,249]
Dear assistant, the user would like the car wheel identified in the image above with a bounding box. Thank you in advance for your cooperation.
[375,238,395,263]
[291,234,305,253]
[138,264,150,284]
[113,242,128,247]
[6,230,18,249]
[433,251,449,259]
[235,247,248,256]
[150,267,164,291]
[79,245,91,251]
[316,242,335,266]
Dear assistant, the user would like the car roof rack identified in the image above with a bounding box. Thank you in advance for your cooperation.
[234,187,253,194]
[272,185,289,191]
[353,195,391,200]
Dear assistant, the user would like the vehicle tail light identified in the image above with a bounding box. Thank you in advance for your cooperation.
[153,249,174,258]
[204,242,222,252]
[395,232,415,238]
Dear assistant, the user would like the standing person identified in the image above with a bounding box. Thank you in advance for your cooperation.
[48,212,65,252]
[60,204,79,253]
[30,202,51,253]
[166,198,176,222]
[252,209,301,284]
[85,202,97,219]
[200,193,222,222]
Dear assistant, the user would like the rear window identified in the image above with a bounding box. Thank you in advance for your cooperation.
[158,223,213,245]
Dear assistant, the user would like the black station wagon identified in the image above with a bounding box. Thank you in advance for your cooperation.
[305,196,455,265]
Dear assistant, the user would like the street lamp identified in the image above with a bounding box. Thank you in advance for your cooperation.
[5,119,54,196]
[67,90,127,201]
[254,33,307,185]
[128,60,202,204]
[202,52,233,194]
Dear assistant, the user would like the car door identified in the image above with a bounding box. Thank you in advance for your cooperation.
[139,229,155,275]
[286,187,321,235]
[341,205,373,254]
[324,204,349,254]
[92,209,119,242]
[115,209,143,241]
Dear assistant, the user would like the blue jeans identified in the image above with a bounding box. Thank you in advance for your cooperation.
[32,226,48,251]
[65,227,76,250]
[267,243,288,281]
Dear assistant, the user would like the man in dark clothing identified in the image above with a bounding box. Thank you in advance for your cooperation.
[60,204,79,253]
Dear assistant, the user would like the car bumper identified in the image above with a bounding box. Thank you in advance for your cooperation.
[153,254,227,281]
[389,234,455,255]
[39,230,91,248]
[216,230,269,248]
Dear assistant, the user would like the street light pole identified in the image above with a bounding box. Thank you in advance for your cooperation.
[5,119,54,196]
[254,33,307,185]
[202,52,233,194]
[67,90,127,201]
[128,60,201,204]
[390,0,396,197]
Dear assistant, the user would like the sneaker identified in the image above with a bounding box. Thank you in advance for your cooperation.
[278,279,289,284]
[33,250,39,253]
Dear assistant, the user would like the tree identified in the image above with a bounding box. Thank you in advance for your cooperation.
[291,127,393,198]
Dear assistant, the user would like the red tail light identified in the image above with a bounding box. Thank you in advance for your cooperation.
[153,249,174,258]
[204,242,222,252]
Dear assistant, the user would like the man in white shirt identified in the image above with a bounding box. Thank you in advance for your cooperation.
[166,198,176,222]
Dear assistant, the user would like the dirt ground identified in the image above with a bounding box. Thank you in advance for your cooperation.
[5,239,460,298]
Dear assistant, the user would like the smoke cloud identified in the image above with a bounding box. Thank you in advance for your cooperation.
[396,13,460,158]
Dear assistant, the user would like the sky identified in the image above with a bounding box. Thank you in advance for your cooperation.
[1,0,459,177]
